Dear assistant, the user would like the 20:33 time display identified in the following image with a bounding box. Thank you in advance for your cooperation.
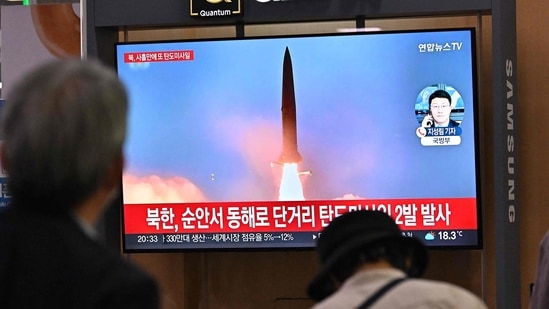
[137,235,159,243]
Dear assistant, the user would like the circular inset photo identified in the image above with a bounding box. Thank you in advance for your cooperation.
[415,84,464,128]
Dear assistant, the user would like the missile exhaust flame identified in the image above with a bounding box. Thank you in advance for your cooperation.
[278,163,305,201]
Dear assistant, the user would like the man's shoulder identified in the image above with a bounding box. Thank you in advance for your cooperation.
[0,207,133,275]
[449,119,461,127]
[396,278,487,308]
[0,207,159,308]
[312,277,486,309]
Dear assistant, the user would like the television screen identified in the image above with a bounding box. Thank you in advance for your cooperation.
[115,27,481,252]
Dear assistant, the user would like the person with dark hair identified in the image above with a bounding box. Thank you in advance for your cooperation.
[307,210,487,308]
[0,59,159,309]
[422,89,460,128]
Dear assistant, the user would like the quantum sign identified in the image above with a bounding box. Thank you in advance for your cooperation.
[190,0,241,17]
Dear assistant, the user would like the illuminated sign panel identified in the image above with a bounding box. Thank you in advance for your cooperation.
[190,0,241,17]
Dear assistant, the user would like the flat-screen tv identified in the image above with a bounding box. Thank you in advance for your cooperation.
[115,27,481,252]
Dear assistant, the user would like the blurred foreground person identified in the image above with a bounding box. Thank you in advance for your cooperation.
[307,210,487,309]
[0,59,159,309]
[530,231,549,309]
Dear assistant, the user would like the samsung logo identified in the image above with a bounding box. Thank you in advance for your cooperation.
[505,59,516,223]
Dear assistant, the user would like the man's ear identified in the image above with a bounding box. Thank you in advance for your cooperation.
[328,274,342,290]
[104,151,124,190]
[0,142,9,175]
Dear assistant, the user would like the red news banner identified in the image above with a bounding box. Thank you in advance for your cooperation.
[123,198,478,234]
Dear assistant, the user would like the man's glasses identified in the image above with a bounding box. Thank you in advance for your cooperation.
[431,104,450,110]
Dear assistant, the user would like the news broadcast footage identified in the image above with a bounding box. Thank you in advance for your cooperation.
[115,28,481,251]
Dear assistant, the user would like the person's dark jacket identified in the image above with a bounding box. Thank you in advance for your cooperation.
[0,206,159,309]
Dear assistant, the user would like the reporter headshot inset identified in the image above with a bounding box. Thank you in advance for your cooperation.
[415,85,464,128]
[422,89,460,128]
[415,85,464,143]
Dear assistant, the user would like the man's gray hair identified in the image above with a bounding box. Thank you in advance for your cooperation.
[1,59,128,212]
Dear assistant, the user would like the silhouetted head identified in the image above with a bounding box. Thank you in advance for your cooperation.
[307,210,428,301]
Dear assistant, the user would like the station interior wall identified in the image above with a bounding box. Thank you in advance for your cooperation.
[2,3,549,308]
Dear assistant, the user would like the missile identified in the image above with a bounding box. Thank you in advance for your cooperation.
[278,47,303,164]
